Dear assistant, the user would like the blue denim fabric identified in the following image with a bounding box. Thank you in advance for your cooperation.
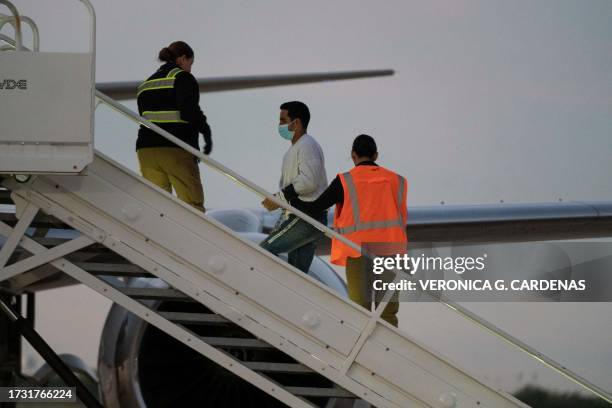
[260,212,327,273]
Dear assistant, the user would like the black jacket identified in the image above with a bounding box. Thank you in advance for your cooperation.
[136,62,211,150]
[287,161,379,214]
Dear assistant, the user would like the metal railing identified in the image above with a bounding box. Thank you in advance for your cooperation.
[0,13,39,51]
[94,90,612,404]
[0,0,21,50]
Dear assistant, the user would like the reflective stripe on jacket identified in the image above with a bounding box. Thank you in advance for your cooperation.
[137,67,185,124]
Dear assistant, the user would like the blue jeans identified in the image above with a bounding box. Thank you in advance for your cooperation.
[260,212,327,273]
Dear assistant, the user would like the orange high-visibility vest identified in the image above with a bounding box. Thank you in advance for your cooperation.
[330,165,408,266]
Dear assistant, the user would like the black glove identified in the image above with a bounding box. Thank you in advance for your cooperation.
[203,140,212,155]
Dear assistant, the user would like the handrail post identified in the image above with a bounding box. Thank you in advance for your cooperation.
[0,15,39,51]
[0,1,22,50]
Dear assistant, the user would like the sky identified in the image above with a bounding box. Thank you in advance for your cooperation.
[8,0,612,400]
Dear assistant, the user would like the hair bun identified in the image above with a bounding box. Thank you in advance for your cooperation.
[157,41,194,63]
[158,47,175,62]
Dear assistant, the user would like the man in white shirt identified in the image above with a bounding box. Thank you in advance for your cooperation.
[260,101,328,273]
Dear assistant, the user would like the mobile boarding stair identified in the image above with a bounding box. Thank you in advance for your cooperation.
[0,151,529,408]
[2,1,611,407]
[0,138,536,407]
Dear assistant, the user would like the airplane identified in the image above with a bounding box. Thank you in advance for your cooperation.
[1,2,612,408]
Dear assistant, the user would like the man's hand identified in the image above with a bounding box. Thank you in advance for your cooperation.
[261,197,280,211]
[203,141,212,155]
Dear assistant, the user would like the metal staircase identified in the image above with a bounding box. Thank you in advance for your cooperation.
[0,149,530,407]
[0,195,357,406]
[0,2,549,403]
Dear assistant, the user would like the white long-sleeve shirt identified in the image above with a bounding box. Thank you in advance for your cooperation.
[278,134,328,204]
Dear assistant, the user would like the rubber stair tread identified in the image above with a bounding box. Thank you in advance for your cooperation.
[284,386,355,398]
[199,336,272,349]
[76,261,152,276]
[0,211,69,229]
[242,361,313,374]
[159,311,230,325]
[119,286,190,300]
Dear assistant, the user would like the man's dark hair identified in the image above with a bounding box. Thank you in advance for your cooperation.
[280,101,310,129]
[352,134,377,159]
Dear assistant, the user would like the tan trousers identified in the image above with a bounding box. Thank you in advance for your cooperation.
[346,256,399,327]
[137,147,205,212]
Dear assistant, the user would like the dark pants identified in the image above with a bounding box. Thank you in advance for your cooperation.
[346,256,399,327]
[260,212,327,273]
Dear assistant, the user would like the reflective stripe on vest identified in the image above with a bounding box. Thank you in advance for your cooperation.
[335,171,406,234]
[167,68,183,78]
[336,219,405,234]
[141,110,188,124]
[137,78,174,97]
[397,174,406,226]
[137,68,184,97]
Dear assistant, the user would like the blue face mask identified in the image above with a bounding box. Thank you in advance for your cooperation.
[278,122,295,140]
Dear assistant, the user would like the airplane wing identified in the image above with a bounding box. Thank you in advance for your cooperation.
[96,69,395,100]
[201,201,612,253]
[298,201,612,254]
[4,189,612,244]
[406,201,612,243]
[2,187,612,292]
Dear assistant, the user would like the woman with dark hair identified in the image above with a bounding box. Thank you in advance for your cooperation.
[136,41,212,212]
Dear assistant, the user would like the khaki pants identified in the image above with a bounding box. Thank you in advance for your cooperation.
[346,256,399,327]
[137,147,205,212]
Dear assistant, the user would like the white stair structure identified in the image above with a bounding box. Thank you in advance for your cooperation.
[0,0,96,174]
[0,151,528,408]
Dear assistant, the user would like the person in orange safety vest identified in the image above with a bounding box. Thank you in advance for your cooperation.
[287,134,407,326]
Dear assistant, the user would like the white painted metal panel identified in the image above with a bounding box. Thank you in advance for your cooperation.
[0,222,315,408]
[0,153,529,408]
[36,165,365,356]
[0,52,93,173]
[351,325,529,407]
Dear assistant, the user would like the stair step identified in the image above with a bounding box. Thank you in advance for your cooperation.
[200,336,271,350]
[0,189,11,204]
[285,386,355,399]
[0,211,69,229]
[76,262,153,277]
[11,237,107,253]
[121,287,191,301]
[243,361,312,374]
[159,311,229,325]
